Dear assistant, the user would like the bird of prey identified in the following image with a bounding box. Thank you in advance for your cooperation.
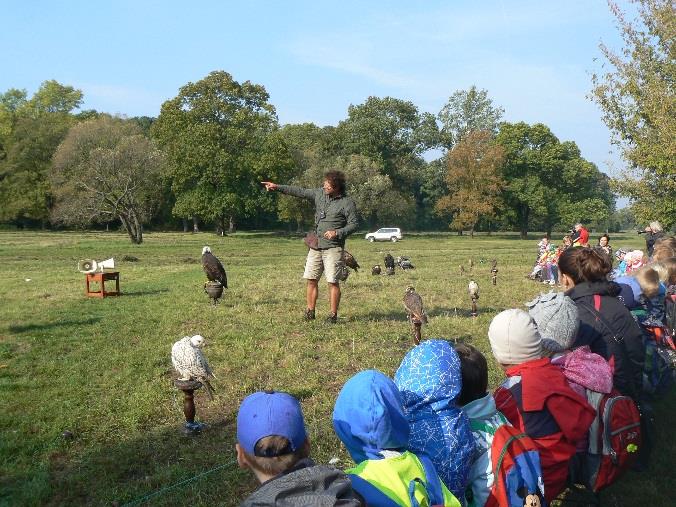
[343,250,360,272]
[468,258,474,271]
[201,246,227,288]
[460,265,465,275]
[171,335,216,400]
[384,253,395,270]
[372,264,382,275]
[468,280,480,299]
[397,256,415,270]
[491,259,498,270]
[403,286,428,345]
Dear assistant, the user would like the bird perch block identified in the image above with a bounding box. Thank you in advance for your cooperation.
[471,297,478,317]
[174,379,206,435]
[85,272,120,298]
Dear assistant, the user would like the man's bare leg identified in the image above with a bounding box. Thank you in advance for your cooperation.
[306,279,319,315]
[328,282,341,315]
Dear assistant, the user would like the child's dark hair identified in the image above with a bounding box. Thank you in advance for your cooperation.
[599,233,610,243]
[558,247,612,284]
[455,343,488,406]
[323,170,346,194]
[243,435,309,475]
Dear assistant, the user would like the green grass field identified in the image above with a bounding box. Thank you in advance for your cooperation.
[1,231,674,506]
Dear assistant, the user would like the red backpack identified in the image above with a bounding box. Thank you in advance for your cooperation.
[580,389,641,492]
[471,417,546,507]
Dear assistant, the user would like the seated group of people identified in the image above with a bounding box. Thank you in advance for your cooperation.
[236,237,676,507]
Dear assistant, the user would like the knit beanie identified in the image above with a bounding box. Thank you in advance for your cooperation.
[525,292,579,353]
[488,309,542,365]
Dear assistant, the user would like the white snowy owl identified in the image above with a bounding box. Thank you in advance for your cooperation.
[171,335,216,400]
[468,280,480,299]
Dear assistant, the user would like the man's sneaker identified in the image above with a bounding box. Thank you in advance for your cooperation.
[303,308,316,321]
[325,312,338,324]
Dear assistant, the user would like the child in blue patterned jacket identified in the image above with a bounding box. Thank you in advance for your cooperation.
[394,340,476,502]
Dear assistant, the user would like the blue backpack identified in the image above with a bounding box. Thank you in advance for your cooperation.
[349,453,445,507]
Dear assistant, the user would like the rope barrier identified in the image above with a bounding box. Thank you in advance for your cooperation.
[120,459,238,506]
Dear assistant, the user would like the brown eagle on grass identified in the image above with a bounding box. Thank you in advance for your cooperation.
[202,246,227,288]
[403,286,428,345]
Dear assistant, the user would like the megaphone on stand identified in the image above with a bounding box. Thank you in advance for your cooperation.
[77,258,115,273]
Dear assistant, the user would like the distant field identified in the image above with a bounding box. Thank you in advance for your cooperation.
[0,231,673,506]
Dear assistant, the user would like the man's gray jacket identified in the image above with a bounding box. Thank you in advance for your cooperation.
[277,185,358,249]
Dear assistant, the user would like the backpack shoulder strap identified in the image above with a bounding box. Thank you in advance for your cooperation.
[578,298,623,343]
[348,474,401,507]
[415,454,445,506]
[594,294,602,311]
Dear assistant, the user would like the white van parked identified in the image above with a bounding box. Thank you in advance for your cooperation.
[365,228,403,242]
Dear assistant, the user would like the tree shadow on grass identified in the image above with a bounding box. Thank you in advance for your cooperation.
[32,415,253,506]
[122,288,170,297]
[428,306,502,318]
[8,317,102,334]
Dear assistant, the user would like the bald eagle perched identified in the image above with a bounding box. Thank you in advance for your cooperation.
[202,246,227,288]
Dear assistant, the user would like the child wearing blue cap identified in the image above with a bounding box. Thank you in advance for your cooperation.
[236,390,361,506]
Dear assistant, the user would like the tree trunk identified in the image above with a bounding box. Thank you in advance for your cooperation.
[218,216,226,236]
[296,218,303,234]
[182,218,189,233]
[228,215,236,234]
[470,228,474,238]
[520,205,529,240]
[192,216,199,233]
[119,211,143,244]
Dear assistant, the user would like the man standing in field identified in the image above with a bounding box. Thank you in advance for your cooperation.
[262,171,358,323]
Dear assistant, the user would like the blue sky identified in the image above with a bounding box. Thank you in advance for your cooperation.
[2,0,629,178]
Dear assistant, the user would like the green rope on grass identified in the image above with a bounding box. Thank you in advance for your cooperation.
[120,459,238,506]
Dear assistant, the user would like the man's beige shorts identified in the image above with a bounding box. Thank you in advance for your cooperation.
[303,247,343,283]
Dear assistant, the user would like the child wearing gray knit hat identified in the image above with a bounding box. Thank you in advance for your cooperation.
[525,291,579,354]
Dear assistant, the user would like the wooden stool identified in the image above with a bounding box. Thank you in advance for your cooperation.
[85,271,120,297]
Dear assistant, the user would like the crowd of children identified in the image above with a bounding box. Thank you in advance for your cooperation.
[235,233,676,507]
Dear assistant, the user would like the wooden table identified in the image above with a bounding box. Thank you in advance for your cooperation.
[85,271,120,298]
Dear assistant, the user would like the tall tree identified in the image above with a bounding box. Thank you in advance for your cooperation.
[496,122,613,238]
[435,131,505,236]
[437,86,504,150]
[0,81,83,226]
[50,116,165,244]
[152,71,294,233]
[591,0,675,227]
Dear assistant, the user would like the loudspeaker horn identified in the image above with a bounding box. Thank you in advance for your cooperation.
[97,258,115,271]
[78,259,98,274]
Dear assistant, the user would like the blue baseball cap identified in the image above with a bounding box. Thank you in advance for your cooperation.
[237,391,307,456]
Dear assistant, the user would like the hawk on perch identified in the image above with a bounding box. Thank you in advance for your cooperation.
[343,250,360,272]
[171,335,216,400]
[403,286,428,345]
[201,246,228,288]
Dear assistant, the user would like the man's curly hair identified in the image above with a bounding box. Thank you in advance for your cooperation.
[324,170,346,194]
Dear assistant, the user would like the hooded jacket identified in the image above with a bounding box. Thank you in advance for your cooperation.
[394,340,476,501]
[566,281,645,399]
[333,370,460,507]
[461,393,508,507]
[494,358,595,503]
[240,458,362,507]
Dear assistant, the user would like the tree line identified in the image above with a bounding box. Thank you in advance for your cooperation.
[0,1,671,243]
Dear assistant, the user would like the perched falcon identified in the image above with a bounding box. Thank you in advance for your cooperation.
[403,286,428,345]
[384,253,395,270]
[397,256,415,270]
[372,264,382,275]
[171,335,216,400]
[202,246,227,288]
[468,258,474,271]
[459,265,465,275]
[343,250,360,272]
[468,280,480,299]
